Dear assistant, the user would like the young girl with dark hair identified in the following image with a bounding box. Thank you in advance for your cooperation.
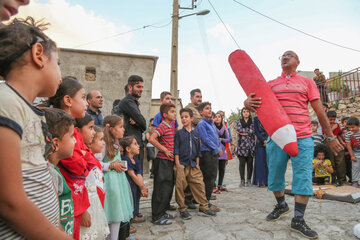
[214,111,230,192]
[76,115,110,240]
[49,76,98,240]
[0,17,71,239]
[236,107,255,187]
[120,136,149,224]
[99,115,133,240]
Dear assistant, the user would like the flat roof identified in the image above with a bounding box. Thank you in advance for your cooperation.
[60,48,158,62]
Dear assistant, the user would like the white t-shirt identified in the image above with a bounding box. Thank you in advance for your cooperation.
[0,83,59,239]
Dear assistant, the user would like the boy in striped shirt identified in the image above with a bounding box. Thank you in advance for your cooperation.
[149,103,177,225]
[345,117,360,187]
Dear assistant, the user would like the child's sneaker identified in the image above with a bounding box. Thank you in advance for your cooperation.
[352,183,359,188]
[209,203,220,212]
[180,210,192,220]
[266,203,289,221]
[199,208,216,216]
[290,217,318,239]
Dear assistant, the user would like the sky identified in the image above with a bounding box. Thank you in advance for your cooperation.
[15,0,360,116]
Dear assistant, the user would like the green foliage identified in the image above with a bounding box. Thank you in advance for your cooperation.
[327,71,349,93]
[227,108,240,123]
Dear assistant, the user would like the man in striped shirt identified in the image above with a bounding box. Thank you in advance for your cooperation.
[149,103,177,225]
[245,50,343,239]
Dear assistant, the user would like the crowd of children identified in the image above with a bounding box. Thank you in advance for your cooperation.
[0,16,236,239]
[311,110,360,188]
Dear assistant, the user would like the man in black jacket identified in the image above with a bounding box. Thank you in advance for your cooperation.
[115,75,147,169]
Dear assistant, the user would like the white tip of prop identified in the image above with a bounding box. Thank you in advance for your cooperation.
[354,224,360,238]
[271,124,298,156]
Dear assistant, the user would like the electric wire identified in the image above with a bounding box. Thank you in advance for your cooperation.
[231,0,360,53]
[207,0,241,49]
[72,2,198,49]
[72,18,172,48]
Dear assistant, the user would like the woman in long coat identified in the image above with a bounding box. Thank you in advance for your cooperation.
[252,116,269,187]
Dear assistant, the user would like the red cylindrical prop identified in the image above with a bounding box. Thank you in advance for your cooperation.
[229,50,298,157]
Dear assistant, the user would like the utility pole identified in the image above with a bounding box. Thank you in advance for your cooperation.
[170,0,179,105]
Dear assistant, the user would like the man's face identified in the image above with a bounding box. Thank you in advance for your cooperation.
[180,111,193,127]
[0,0,29,21]
[129,82,143,98]
[88,91,103,109]
[161,94,172,104]
[314,69,320,76]
[280,51,299,71]
[200,104,212,119]
[191,92,202,106]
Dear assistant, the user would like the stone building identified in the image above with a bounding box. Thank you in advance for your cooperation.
[59,48,158,121]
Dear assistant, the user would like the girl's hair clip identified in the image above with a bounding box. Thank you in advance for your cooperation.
[106,123,110,127]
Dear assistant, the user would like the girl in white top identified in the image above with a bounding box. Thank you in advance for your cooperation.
[0,17,71,239]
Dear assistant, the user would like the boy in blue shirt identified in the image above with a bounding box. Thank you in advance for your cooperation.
[174,108,216,219]
[196,102,222,212]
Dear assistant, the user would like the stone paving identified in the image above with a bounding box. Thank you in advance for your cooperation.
[133,158,360,240]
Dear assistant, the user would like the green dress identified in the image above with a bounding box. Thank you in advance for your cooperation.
[103,150,134,223]
[55,167,74,236]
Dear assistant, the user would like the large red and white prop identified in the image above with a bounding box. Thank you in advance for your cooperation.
[229,50,298,157]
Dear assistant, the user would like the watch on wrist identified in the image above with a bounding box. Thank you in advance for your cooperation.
[325,136,337,142]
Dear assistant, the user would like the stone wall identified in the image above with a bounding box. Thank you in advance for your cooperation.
[329,96,360,119]
[59,48,158,121]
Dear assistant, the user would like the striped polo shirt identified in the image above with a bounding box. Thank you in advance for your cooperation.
[155,121,175,161]
[267,72,320,139]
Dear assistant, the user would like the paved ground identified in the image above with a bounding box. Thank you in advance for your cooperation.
[133,158,359,240]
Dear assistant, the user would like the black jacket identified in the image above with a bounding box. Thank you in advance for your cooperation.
[115,94,146,146]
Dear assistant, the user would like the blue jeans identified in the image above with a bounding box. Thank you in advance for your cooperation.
[266,137,314,196]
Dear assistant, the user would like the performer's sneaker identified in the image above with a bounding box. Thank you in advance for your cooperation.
[266,203,289,221]
[290,217,318,239]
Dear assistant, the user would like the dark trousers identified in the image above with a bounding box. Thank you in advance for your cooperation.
[345,155,352,182]
[151,158,174,221]
[199,151,218,201]
[218,160,226,186]
[239,155,254,181]
[128,178,141,217]
[146,146,156,174]
[136,146,145,173]
[118,222,130,240]
[313,176,331,184]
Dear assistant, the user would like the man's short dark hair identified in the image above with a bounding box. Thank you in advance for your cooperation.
[314,68,319,72]
[128,75,143,87]
[160,91,172,100]
[190,88,201,97]
[160,103,175,119]
[180,108,193,117]
[124,84,129,94]
[347,117,359,126]
[327,110,337,118]
[311,120,318,126]
[198,101,211,112]
[43,108,74,139]
[86,92,93,101]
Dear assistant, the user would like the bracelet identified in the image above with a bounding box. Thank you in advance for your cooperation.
[140,185,146,190]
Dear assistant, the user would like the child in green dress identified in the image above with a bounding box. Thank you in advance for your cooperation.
[100,115,134,240]
[43,108,76,236]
